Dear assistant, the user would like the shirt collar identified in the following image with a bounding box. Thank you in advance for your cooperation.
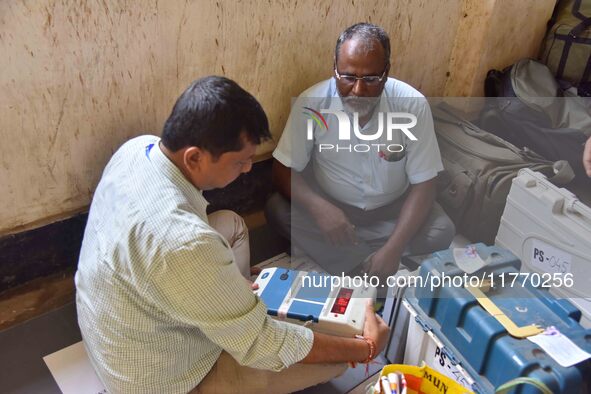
[149,139,209,219]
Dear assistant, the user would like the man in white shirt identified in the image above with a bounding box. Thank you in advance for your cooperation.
[267,23,455,278]
[75,76,389,394]
[585,136,591,176]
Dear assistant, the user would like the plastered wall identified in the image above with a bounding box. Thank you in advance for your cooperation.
[0,0,554,235]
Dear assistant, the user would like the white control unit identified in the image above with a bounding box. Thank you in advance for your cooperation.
[254,267,376,337]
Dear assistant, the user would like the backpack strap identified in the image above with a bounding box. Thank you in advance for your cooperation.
[582,52,591,82]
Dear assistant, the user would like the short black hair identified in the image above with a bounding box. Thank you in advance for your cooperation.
[161,76,271,158]
[335,23,391,66]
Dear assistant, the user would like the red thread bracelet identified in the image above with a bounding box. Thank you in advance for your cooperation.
[354,335,376,364]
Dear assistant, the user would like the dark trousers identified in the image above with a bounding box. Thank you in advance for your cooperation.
[264,190,455,276]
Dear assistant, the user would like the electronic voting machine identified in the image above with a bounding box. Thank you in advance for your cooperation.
[253,267,376,337]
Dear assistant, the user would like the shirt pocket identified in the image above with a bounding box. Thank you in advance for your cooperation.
[372,155,408,194]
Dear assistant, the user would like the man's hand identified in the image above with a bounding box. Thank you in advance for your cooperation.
[246,279,259,291]
[362,300,390,355]
[365,245,401,279]
[247,266,262,291]
[584,136,591,177]
[309,200,357,245]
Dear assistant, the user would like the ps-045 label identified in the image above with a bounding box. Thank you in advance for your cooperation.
[530,239,572,275]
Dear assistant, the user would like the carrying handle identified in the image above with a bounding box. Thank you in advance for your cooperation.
[566,200,591,227]
[548,160,575,185]
[495,377,553,394]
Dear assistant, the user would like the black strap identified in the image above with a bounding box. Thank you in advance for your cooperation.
[570,17,591,37]
[555,20,591,78]
[582,52,591,82]
[568,0,591,38]
[573,0,589,22]
[554,32,591,43]
[557,39,573,79]
[554,33,591,80]
[554,0,591,79]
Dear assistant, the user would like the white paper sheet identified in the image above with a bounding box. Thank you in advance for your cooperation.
[43,341,107,394]
[453,246,487,274]
[528,326,591,367]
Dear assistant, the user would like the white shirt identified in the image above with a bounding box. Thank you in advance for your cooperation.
[273,78,443,210]
[75,136,313,394]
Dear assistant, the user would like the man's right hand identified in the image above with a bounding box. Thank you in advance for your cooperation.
[309,200,357,245]
[362,300,390,355]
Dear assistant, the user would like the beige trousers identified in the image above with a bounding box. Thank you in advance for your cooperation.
[191,351,347,394]
[193,210,348,393]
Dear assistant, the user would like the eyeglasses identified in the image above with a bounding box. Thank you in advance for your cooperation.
[334,65,388,86]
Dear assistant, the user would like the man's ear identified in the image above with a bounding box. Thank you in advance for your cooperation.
[183,146,204,171]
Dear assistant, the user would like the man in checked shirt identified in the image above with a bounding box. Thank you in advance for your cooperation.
[75,76,389,394]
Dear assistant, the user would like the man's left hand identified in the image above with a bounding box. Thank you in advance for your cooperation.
[247,266,262,291]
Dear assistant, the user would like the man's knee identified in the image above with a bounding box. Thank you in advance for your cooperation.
[264,192,291,237]
[229,210,248,240]
[431,211,456,251]
[317,363,348,384]
[208,209,248,244]
[411,205,456,254]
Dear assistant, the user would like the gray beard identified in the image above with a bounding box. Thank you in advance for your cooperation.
[339,95,380,125]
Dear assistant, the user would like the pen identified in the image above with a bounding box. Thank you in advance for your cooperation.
[381,376,393,394]
[387,372,399,393]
